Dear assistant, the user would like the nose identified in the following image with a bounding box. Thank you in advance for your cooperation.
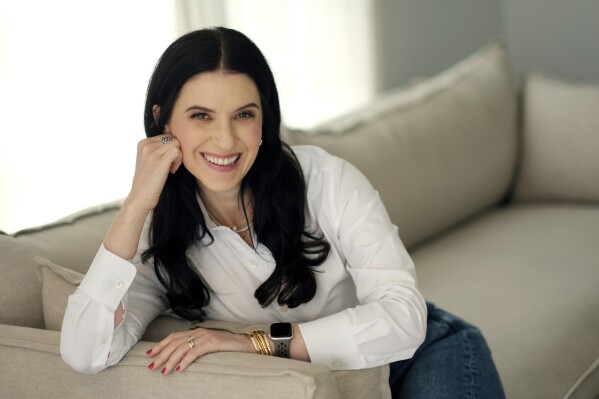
[212,120,235,151]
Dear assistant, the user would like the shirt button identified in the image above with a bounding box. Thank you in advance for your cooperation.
[249,260,257,267]
[331,360,342,370]
[383,356,390,363]
[279,305,288,313]
[115,280,124,288]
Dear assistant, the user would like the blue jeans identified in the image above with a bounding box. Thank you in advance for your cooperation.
[389,302,505,398]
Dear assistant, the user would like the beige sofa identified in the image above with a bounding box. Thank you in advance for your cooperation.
[1,42,598,398]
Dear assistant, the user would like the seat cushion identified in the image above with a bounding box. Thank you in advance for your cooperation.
[411,204,599,399]
[285,41,517,248]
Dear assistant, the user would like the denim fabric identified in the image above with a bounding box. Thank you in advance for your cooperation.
[389,302,505,399]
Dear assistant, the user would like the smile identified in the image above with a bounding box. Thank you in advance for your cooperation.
[202,153,241,166]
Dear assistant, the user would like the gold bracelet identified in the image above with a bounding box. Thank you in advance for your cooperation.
[252,330,268,356]
[245,332,261,354]
[254,330,272,356]
[245,330,272,356]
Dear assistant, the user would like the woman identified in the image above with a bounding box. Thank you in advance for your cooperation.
[61,27,504,398]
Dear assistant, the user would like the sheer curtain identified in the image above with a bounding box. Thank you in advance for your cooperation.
[0,0,376,233]
[0,0,177,233]
[175,0,377,130]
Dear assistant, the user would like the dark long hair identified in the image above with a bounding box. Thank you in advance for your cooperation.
[141,27,330,320]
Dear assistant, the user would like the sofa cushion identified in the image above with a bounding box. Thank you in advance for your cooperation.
[12,201,121,274]
[284,41,517,248]
[411,204,599,399]
[0,203,119,328]
[514,73,599,203]
[34,257,84,331]
[30,258,392,398]
[0,325,343,399]
[0,237,45,328]
[564,356,599,399]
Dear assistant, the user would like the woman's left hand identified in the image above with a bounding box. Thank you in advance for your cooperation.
[147,328,255,375]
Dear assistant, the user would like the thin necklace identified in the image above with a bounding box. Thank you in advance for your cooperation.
[205,208,253,233]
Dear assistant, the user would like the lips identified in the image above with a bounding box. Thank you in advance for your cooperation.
[202,153,240,166]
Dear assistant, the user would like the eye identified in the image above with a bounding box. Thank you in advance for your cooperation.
[191,112,210,120]
[236,111,255,119]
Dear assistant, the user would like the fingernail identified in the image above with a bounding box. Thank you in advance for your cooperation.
[176,366,181,372]
[146,349,152,355]
[148,362,154,370]
[161,368,166,375]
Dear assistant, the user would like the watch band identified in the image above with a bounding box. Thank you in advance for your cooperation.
[274,341,290,358]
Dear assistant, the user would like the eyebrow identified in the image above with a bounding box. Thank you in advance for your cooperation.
[185,102,260,113]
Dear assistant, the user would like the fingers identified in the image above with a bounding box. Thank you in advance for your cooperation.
[151,134,182,174]
[151,134,183,174]
[138,134,181,168]
[147,329,254,376]
[154,333,206,376]
[169,150,183,174]
[127,134,183,211]
[147,331,202,376]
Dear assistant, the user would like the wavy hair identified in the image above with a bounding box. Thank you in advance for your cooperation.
[141,27,330,320]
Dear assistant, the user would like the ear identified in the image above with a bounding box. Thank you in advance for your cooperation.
[152,104,160,124]
[153,105,171,134]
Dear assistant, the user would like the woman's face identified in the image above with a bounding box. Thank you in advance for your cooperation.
[164,71,263,198]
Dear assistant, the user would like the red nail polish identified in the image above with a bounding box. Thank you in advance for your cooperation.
[148,362,154,370]
[146,349,152,355]
[161,368,166,375]
[176,366,181,372]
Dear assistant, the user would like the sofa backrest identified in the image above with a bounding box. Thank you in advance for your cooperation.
[285,42,517,249]
[0,203,119,328]
[513,72,599,203]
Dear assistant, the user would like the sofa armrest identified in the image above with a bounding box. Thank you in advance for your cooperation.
[0,324,341,399]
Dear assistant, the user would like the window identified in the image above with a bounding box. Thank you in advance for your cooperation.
[0,1,177,232]
[0,0,375,232]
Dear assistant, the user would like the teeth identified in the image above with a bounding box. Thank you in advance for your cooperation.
[204,154,239,166]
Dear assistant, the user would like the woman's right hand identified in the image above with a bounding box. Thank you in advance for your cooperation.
[126,134,183,213]
[103,134,182,262]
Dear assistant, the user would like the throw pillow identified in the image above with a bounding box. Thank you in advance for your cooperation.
[514,72,599,202]
[285,41,517,248]
[34,256,83,331]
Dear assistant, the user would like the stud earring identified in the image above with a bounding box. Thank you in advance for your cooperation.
[259,139,263,146]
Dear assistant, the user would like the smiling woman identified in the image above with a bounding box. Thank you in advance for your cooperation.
[159,72,264,202]
[56,26,505,398]
[0,0,177,233]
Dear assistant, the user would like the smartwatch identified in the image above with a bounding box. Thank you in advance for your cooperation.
[269,322,293,358]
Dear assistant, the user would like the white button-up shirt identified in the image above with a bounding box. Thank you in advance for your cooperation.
[60,145,427,374]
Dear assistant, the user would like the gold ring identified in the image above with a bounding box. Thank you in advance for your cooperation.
[186,335,195,349]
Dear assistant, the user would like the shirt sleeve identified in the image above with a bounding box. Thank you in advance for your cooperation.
[298,156,427,370]
[60,222,167,374]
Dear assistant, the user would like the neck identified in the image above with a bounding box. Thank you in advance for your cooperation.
[199,188,252,230]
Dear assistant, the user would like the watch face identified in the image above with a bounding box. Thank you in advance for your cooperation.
[270,322,293,338]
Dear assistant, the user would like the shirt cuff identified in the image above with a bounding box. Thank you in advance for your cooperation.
[298,310,364,370]
[77,244,137,312]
